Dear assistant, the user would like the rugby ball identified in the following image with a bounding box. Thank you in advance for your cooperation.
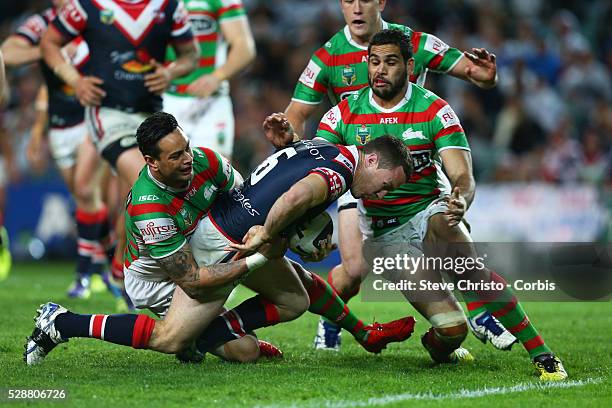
[288,212,334,258]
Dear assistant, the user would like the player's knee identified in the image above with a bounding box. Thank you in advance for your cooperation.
[223,336,260,363]
[72,183,96,206]
[151,322,193,354]
[429,311,468,341]
[279,289,309,321]
[340,259,367,283]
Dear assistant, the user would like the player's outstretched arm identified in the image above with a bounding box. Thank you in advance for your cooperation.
[228,173,328,254]
[0,50,6,106]
[1,35,40,66]
[263,112,299,148]
[449,48,497,89]
[440,149,476,227]
[282,101,318,145]
[156,242,269,300]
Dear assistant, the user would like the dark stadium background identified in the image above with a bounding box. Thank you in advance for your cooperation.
[1,0,610,261]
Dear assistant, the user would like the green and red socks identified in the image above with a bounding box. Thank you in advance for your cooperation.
[475,271,552,359]
[307,273,367,342]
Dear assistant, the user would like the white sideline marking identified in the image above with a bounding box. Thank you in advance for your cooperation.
[257,378,603,408]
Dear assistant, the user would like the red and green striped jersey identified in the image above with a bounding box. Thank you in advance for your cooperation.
[124,147,236,280]
[316,83,469,236]
[292,21,463,106]
[166,0,246,96]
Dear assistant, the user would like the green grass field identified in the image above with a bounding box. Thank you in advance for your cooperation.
[1,262,610,407]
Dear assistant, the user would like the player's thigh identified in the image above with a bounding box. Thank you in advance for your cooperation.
[338,207,367,278]
[156,285,229,350]
[115,147,145,186]
[48,124,86,192]
[241,257,309,314]
[192,96,234,159]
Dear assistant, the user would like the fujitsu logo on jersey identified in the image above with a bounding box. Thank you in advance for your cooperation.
[231,189,260,217]
[135,218,178,244]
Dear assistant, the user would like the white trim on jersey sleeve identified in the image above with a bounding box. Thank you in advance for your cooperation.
[290,97,321,105]
[218,14,248,24]
[437,146,471,153]
[444,53,464,73]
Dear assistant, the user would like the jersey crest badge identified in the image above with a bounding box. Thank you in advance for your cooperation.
[355,124,371,145]
[342,65,356,86]
[179,207,193,227]
[100,9,114,25]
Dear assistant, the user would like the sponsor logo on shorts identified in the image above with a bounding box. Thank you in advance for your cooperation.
[120,136,137,148]
[190,15,216,35]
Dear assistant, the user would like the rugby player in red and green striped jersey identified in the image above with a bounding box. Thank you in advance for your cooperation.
[313,29,565,380]
[286,0,497,137]
[164,0,255,158]
[278,0,505,352]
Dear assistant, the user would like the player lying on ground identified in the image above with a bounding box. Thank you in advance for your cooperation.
[24,112,415,366]
[284,0,511,352]
[268,29,567,381]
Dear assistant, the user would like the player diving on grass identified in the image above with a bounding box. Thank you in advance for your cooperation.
[269,29,567,381]
[24,112,415,365]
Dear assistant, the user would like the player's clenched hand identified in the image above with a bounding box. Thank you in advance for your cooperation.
[227,225,271,254]
[463,48,497,89]
[186,73,221,99]
[144,59,171,95]
[259,237,288,259]
[444,187,466,227]
[74,76,106,106]
[263,112,295,149]
[300,234,337,263]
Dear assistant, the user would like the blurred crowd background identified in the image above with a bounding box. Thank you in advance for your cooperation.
[0,0,610,253]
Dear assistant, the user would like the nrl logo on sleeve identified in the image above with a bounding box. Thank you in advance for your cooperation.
[179,208,193,227]
[100,9,114,25]
[135,218,177,244]
[342,65,356,86]
[355,124,371,144]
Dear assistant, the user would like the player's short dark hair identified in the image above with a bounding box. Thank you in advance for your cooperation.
[363,135,413,181]
[368,29,413,63]
[136,112,180,159]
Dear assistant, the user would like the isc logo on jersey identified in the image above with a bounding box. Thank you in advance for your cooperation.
[299,60,321,89]
[321,105,341,130]
[135,218,178,244]
[436,105,461,128]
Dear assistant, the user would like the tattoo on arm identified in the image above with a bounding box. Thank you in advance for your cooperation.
[157,244,200,284]
[156,244,250,299]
